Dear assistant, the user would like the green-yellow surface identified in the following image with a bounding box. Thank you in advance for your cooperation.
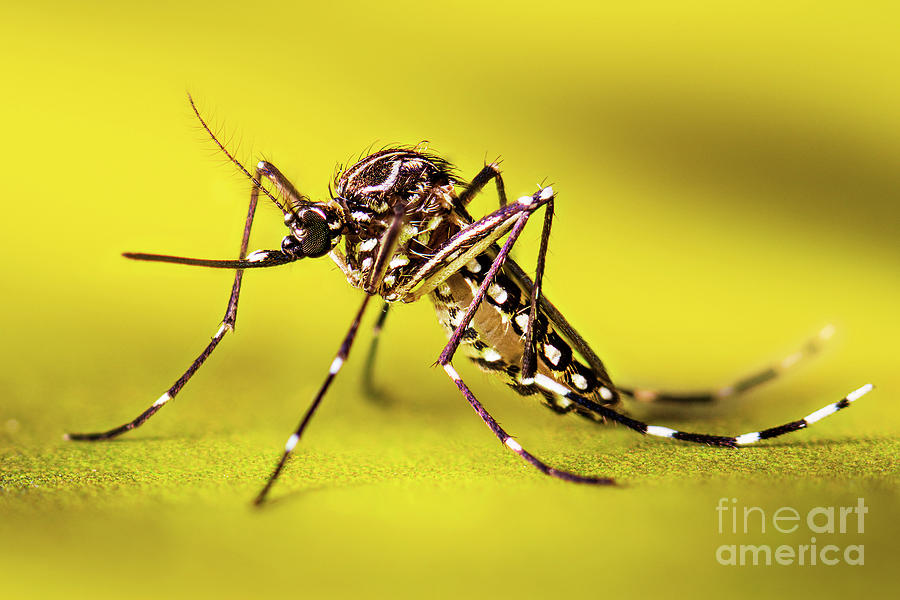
[1,2,897,598]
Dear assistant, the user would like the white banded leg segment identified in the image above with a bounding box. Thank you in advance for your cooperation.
[254,295,373,506]
[846,383,874,403]
[153,392,173,407]
[553,379,873,448]
[715,386,735,399]
[734,382,875,445]
[330,356,344,375]
[443,363,462,382]
[504,437,523,453]
[645,426,677,439]
[734,432,761,445]
[66,131,260,444]
[803,404,840,425]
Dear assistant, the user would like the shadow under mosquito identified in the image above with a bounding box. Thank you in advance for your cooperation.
[256,479,376,511]
[749,437,885,450]
[359,385,398,407]
[64,434,206,444]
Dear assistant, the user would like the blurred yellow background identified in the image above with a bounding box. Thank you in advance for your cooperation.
[1,1,897,599]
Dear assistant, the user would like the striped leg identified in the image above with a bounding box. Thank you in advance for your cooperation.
[255,202,410,504]
[520,192,553,382]
[66,98,312,441]
[443,364,613,484]
[438,188,613,484]
[618,324,836,403]
[544,377,874,447]
[65,175,265,441]
[254,294,373,505]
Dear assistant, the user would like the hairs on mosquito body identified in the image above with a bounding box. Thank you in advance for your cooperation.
[331,142,468,192]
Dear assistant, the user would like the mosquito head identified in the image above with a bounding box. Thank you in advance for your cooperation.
[281,203,343,259]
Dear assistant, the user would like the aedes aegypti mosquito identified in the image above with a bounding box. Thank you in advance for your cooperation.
[66,97,873,505]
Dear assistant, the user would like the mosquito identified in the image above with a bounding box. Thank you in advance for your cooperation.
[66,97,874,505]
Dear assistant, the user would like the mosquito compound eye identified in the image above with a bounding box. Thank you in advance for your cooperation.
[294,209,329,257]
[282,209,332,258]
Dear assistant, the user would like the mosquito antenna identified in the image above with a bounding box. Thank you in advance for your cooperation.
[187,94,287,213]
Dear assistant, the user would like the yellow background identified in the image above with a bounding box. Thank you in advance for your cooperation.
[1,1,897,598]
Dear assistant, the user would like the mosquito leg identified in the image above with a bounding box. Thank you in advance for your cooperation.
[366,202,408,292]
[457,162,507,210]
[442,364,614,484]
[545,378,874,447]
[618,324,836,403]
[65,163,283,441]
[361,302,391,399]
[255,200,412,504]
[520,196,554,382]
[255,294,373,505]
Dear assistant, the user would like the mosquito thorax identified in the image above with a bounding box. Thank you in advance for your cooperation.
[281,204,343,259]
[333,149,458,212]
[330,149,462,294]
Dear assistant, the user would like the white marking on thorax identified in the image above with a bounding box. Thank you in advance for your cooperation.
[357,159,402,194]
